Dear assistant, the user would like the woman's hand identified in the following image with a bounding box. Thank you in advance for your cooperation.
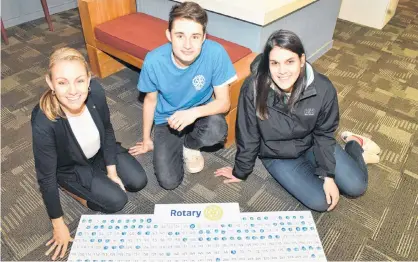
[106,165,125,191]
[46,219,73,260]
[108,173,125,191]
[214,167,242,184]
[323,177,340,211]
[128,140,154,156]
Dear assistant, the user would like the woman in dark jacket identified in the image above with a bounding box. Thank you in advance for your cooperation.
[215,30,380,212]
[31,47,147,260]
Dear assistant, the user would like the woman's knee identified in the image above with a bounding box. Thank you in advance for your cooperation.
[122,162,148,192]
[342,180,367,197]
[301,197,329,212]
[89,175,128,213]
[116,153,148,192]
[101,190,128,213]
[336,169,368,197]
[125,174,147,192]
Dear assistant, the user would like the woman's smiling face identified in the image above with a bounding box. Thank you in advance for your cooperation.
[269,46,305,93]
[46,59,90,116]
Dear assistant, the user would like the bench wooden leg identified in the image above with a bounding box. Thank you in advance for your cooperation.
[1,19,8,45]
[40,0,54,31]
[224,108,237,148]
[86,44,125,78]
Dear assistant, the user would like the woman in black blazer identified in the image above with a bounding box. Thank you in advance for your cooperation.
[31,47,147,260]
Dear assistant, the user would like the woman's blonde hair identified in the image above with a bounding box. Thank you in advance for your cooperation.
[40,47,90,121]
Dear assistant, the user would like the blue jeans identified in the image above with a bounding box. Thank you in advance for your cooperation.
[261,141,367,212]
[153,114,227,190]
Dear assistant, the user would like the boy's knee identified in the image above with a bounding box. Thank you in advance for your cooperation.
[158,177,182,190]
[155,168,183,190]
[201,115,228,144]
[153,152,183,190]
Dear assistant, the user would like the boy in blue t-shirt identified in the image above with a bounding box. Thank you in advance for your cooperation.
[129,2,237,190]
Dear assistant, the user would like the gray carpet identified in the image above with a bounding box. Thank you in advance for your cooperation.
[1,1,418,261]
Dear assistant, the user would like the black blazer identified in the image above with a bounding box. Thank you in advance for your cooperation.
[31,80,117,219]
[233,56,339,181]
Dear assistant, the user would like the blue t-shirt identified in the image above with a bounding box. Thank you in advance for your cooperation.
[138,39,237,124]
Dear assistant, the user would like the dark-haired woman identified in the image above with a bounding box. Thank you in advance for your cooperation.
[215,30,380,212]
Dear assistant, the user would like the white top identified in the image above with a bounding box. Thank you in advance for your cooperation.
[68,107,101,159]
[173,0,316,26]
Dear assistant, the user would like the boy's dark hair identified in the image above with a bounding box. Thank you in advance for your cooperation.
[168,1,208,33]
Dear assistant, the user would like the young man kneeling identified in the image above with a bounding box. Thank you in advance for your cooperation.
[129,2,237,189]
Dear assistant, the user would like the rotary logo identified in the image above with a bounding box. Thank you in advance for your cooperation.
[203,205,223,221]
[192,75,206,90]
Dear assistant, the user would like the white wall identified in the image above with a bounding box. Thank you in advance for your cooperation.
[137,0,341,59]
[1,0,78,28]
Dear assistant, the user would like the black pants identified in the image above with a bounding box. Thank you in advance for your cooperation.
[57,144,147,213]
[153,114,227,190]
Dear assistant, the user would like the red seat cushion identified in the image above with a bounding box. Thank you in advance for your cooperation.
[95,13,252,63]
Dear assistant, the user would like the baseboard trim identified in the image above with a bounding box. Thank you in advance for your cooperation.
[3,1,78,28]
[308,40,333,62]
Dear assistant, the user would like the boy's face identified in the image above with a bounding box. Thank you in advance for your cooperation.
[166,18,206,68]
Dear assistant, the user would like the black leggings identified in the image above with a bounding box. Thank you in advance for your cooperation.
[57,145,147,213]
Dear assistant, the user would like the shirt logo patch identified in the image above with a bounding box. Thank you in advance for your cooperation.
[192,75,206,90]
[304,108,315,116]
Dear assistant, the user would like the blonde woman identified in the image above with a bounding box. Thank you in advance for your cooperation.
[31,47,147,260]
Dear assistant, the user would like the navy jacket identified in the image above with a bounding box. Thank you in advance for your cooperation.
[233,57,339,180]
[31,80,117,219]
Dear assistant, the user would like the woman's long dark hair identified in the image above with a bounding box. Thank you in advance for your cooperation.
[255,30,307,120]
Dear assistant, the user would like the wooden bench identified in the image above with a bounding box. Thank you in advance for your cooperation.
[78,0,257,147]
